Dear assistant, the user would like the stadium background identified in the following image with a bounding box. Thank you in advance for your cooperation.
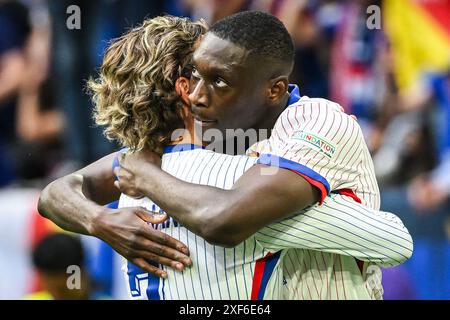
[1,0,449,300]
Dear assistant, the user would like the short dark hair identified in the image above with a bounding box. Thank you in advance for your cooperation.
[32,233,84,273]
[209,11,295,72]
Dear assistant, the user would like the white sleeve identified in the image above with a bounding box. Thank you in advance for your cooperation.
[254,194,413,267]
[257,98,364,204]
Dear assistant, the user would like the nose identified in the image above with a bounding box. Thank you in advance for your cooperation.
[189,78,209,108]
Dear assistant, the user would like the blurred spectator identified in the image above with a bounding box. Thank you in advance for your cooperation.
[408,73,450,212]
[256,0,331,98]
[0,0,67,186]
[287,1,331,99]
[14,0,66,184]
[25,233,92,300]
[329,0,386,145]
[48,0,166,168]
[0,0,31,186]
[182,0,251,23]
[381,0,450,212]
[373,109,436,186]
[48,0,111,169]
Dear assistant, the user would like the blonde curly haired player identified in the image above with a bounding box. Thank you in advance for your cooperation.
[88,15,207,155]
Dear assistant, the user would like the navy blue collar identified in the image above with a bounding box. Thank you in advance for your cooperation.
[287,84,301,106]
[163,143,204,154]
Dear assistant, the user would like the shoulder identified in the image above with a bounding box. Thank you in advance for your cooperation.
[275,97,360,137]
[283,96,346,119]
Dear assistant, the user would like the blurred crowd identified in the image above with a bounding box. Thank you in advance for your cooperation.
[1,0,449,299]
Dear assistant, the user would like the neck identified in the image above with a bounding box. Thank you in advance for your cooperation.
[171,112,203,146]
[254,93,290,132]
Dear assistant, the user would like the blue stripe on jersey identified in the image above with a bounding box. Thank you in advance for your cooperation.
[146,271,161,300]
[256,154,331,194]
[287,84,301,106]
[257,251,282,300]
[112,148,129,181]
[163,144,204,154]
[106,201,119,209]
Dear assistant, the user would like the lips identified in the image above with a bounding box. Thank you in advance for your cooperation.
[194,117,216,123]
[192,114,217,124]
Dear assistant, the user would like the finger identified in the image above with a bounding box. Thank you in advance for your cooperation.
[132,258,167,278]
[114,180,121,190]
[150,212,169,224]
[135,235,192,267]
[135,249,185,271]
[141,227,191,256]
[134,207,168,224]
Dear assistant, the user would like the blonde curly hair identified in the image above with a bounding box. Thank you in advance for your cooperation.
[88,16,207,154]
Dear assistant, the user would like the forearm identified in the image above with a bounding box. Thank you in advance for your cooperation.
[16,86,64,141]
[39,160,195,278]
[38,152,120,235]
[38,174,105,235]
[135,163,318,247]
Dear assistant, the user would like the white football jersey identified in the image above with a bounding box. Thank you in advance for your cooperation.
[119,144,412,300]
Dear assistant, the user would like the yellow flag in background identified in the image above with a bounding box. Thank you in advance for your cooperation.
[384,0,450,93]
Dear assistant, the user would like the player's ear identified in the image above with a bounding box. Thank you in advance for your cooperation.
[175,76,190,106]
[267,76,288,105]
